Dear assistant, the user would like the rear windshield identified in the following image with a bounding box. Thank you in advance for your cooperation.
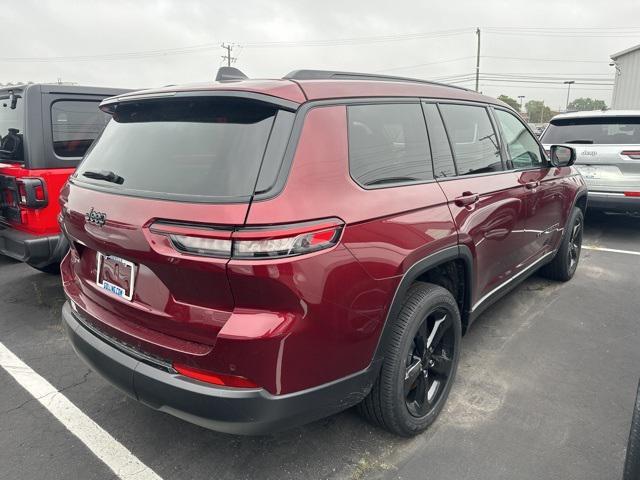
[542,116,640,145]
[75,98,279,201]
[0,90,25,162]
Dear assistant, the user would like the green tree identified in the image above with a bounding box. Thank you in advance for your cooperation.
[498,95,521,111]
[567,97,607,112]
[525,100,557,123]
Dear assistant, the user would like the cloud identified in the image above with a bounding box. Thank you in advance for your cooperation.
[2,0,637,107]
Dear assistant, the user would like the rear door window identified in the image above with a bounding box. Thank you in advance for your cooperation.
[422,103,456,178]
[52,100,110,157]
[439,104,503,175]
[494,109,544,169]
[541,117,640,145]
[75,98,279,202]
[0,90,25,162]
[347,103,433,187]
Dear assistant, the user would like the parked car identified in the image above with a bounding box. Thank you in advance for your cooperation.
[60,68,587,436]
[541,110,640,214]
[0,84,130,272]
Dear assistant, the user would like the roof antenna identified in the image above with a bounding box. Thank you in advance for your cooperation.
[215,67,248,82]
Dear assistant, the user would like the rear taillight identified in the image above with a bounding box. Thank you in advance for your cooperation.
[173,363,258,388]
[624,192,640,197]
[150,218,344,259]
[621,151,640,160]
[15,178,48,208]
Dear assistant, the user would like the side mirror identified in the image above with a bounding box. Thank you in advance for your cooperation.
[549,145,576,167]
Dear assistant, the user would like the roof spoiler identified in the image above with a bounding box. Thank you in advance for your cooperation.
[215,67,249,82]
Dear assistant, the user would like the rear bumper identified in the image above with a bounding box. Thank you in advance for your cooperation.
[587,191,640,213]
[0,226,68,267]
[62,301,376,435]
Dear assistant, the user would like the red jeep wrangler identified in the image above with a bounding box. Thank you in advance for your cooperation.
[60,69,587,436]
[0,84,129,272]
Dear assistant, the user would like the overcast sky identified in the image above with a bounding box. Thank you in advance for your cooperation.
[3,0,640,111]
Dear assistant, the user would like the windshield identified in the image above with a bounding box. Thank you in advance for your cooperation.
[75,97,279,202]
[0,90,25,162]
[541,116,640,145]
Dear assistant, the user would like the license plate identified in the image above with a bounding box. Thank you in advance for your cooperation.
[577,166,600,179]
[96,253,136,301]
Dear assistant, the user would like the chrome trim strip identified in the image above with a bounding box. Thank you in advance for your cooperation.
[471,250,555,312]
[589,191,625,197]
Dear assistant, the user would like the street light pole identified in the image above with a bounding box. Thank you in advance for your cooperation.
[518,95,525,112]
[564,81,575,111]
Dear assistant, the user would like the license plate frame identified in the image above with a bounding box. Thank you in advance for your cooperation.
[95,252,136,301]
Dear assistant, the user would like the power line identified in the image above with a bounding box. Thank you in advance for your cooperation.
[0,28,474,63]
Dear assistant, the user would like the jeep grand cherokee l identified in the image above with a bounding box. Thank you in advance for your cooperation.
[0,84,130,272]
[60,68,586,436]
[541,110,640,214]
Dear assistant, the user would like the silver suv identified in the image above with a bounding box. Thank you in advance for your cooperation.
[541,110,640,214]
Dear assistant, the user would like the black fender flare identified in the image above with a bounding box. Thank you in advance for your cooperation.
[369,244,474,370]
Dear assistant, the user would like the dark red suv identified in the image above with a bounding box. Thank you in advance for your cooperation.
[60,68,587,436]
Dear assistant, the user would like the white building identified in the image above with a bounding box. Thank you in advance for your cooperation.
[610,43,640,109]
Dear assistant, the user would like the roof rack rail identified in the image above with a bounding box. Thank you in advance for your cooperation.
[283,70,471,91]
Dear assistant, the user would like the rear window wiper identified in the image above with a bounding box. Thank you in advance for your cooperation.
[82,169,125,185]
[563,139,594,144]
[365,176,419,186]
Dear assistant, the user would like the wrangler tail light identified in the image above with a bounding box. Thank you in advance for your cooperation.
[621,151,640,160]
[150,218,344,259]
[15,178,48,208]
[173,363,258,388]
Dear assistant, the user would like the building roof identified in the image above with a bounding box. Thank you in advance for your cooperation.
[611,43,640,60]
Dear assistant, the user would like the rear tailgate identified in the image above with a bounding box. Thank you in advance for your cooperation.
[61,94,297,350]
[572,145,640,192]
[62,185,247,347]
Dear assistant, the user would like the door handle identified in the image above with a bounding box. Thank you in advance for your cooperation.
[525,181,540,189]
[454,192,479,207]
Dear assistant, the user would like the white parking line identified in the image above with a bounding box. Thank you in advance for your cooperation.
[582,245,640,257]
[0,341,162,480]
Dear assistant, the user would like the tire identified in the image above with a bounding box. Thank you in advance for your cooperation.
[623,379,640,480]
[358,282,462,436]
[540,207,584,282]
[30,262,60,274]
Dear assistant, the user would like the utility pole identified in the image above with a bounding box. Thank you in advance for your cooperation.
[540,100,544,123]
[518,95,525,112]
[475,28,481,92]
[564,80,575,111]
[221,43,236,67]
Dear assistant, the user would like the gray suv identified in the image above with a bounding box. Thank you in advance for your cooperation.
[541,110,640,214]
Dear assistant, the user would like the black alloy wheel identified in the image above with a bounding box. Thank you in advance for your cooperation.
[359,283,461,436]
[404,308,455,417]
[568,216,582,273]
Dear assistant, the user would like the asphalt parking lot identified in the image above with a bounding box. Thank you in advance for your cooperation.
[1,212,639,480]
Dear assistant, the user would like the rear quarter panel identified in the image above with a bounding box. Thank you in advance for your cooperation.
[236,105,458,392]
